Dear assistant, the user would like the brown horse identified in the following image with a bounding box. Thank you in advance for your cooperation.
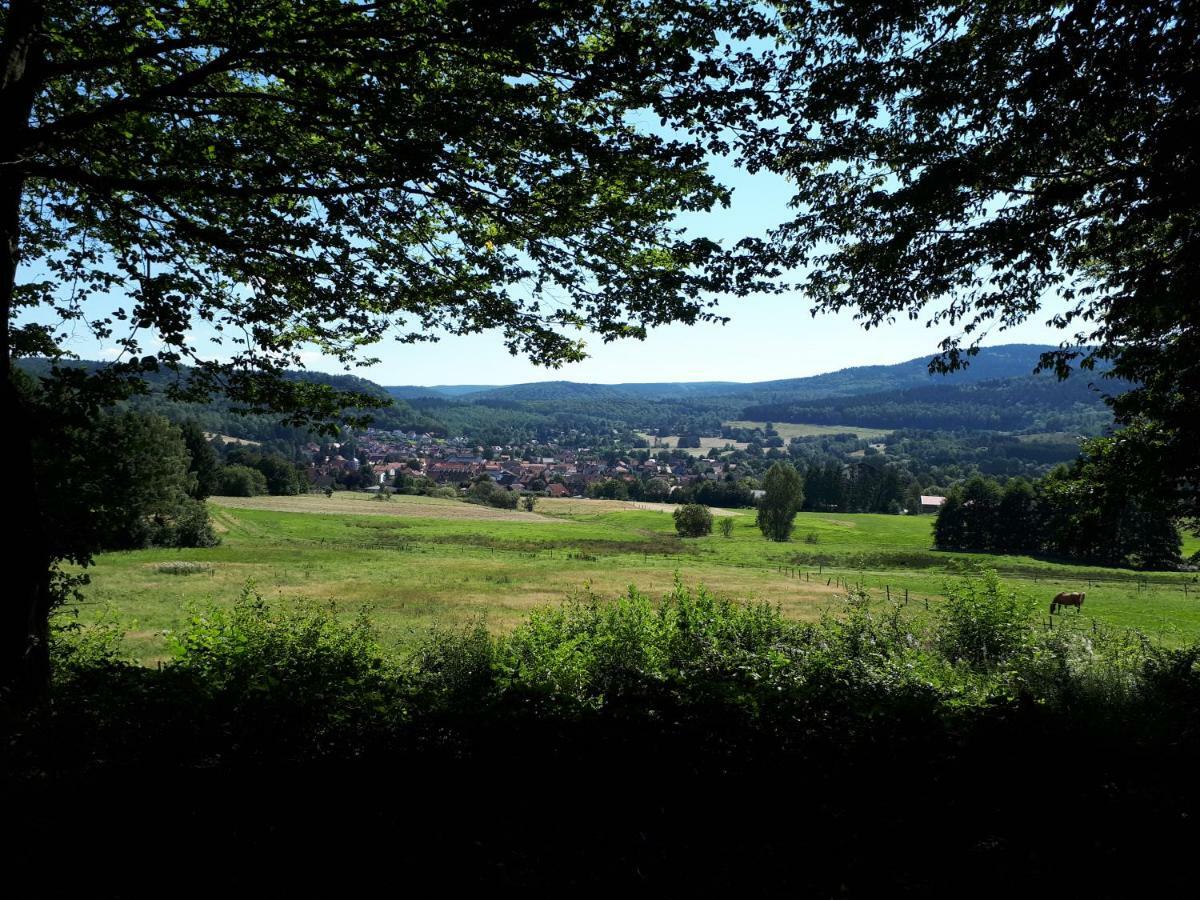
[1050,591,1085,615]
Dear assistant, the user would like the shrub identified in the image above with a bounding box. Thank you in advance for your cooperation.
[673,503,713,537]
[166,585,392,747]
[404,619,498,707]
[162,499,220,547]
[219,465,268,497]
[500,580,793,711]
[1016,622,1152,710]
[49,608,132,685]
[934,570,1036,670]
[718,516,734,538]
[467,479,519,509]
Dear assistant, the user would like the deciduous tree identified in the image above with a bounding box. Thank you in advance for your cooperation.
[756,461,803,542]
[673,502,713,538]
[767,0,1199,520]
[1,0,776,700]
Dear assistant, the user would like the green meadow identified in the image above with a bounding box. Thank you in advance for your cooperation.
[72,493,1200,663]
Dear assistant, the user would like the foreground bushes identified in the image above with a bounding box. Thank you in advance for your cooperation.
[30,573,1200,747]
[8,574,1200,892]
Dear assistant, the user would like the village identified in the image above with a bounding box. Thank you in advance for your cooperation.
[303,427,750,500]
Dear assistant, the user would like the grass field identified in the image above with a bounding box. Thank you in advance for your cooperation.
[71,493,1200,664]
[725,420,893,441]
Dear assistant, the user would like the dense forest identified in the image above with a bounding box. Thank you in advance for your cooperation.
[743,375,1115,433]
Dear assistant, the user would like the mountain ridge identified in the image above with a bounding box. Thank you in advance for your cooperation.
[384,344,1081,404]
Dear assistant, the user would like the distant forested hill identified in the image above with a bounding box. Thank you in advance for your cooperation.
[19,344,1115,448]
[743,374,1116,434]
[460,380,744,402]
[733,343,1065,401]
[439,343,1065,405]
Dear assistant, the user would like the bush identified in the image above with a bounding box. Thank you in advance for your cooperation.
[165,585,393,747]
[673,503,713,537]
[163,498,220,547]
[49,609,132,685]
[466,479,519,509]
[719,516,734,538]
[934,570,1036,670]
[219,464,268,497]
[499,579,793,710]
[156,561,211,575]
[404,619,497,708]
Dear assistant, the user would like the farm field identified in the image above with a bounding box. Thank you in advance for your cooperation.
[71,493,1200,664]
[725,420,893,441]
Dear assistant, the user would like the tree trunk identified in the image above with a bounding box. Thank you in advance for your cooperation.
[0,379,53,707]
[1,0,49,708]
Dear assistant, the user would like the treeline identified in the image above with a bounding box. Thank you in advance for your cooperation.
[802,459,906,514]
[872,429,1088,486]
[934,469,1183,569]
[19,361,326,553]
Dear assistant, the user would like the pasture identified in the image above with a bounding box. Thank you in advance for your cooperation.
[71,493,1200,663]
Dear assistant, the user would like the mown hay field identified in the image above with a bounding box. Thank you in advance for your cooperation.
[634,432,750,455]
[71,494,1200,664]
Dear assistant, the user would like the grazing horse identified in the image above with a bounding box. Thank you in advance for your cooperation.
[1050,591,1085,615]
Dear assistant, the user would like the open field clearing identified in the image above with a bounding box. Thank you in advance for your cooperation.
[636,432,750,455]
[725,420,893,441]
[202,432,262,446]
[71,495,1200,664]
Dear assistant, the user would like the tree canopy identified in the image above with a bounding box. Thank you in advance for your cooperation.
[7,0,776,409]
[1,0,777,698]
[764,0,1199,520]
